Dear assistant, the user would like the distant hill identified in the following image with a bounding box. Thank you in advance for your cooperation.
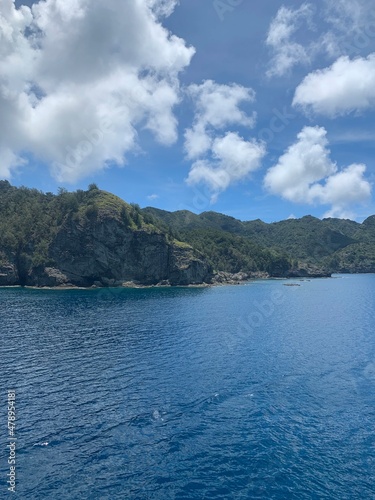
[143,207,375,275]
[0,182,374,288]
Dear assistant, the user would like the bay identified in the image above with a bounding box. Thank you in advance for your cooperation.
[1,275,375,499]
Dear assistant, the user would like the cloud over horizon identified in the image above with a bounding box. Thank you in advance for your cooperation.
[264,126,372,218]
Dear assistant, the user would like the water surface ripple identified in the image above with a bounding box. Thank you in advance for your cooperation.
[1,275,375,499]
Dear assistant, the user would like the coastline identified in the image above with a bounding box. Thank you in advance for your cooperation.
[0,273,335,291]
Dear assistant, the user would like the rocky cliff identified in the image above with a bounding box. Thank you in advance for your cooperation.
[0,224,212,288]
[0,184,212,287]
[34,221,211,287]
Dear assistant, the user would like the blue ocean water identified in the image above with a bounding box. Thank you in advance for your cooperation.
[1,275,375,499]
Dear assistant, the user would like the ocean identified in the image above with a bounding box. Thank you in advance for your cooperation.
[1,275,375,499]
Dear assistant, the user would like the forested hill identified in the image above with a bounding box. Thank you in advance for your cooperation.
[0,182,374,288]
[0,181,212,287]
[143,207,375,274]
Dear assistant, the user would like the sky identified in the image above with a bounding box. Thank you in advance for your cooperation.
[1,0,375,222]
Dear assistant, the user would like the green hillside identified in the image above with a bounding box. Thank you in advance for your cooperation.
[1,182,374,288]
[143,207,375,274]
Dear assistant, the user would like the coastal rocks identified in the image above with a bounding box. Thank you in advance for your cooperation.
[283,267,331,278]
[211,267,331,285]
[212,271,248,284]
[212,271,269,285]
[168,246,212,285]
[0,262,18,286]
[30,267,71,287]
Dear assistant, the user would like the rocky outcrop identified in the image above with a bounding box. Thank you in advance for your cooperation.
[0,263,18,286]
[211,267,331,285]
[168,245,212,285]
[212,271,269,285]
[281,266,331,278]
[30,267,71,287]
[25,216,212,287]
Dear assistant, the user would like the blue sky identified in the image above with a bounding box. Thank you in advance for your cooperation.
[3,0,375,221]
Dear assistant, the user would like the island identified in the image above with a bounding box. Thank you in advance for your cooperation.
[1,181,374,288]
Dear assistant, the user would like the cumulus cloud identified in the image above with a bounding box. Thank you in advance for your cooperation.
[0,0,194,182]
[264,126,372,218]
[184,80,256,160]
[266,3,314,77]
[293,54,375,117]
[264,127,336,203]
[186,132,266,202]
[310,164,372,217]
[187,80,256,131]
[184,81,265,201]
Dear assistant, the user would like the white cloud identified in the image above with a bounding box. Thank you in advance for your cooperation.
[147,193,159,201]
[311,164,372,217]
[186,132,266,203]
[184,80,256,162]
[293,54,375,117]
[266,3,314,77]
[184,81,264,201]
[184,122,212,161]
[264,126,372,218]
[146,0,179,18]
[264,126,337,203]
[266,0,375,78]
[0,147,26,179]
[186,80,256,131]
[0,0,194,182]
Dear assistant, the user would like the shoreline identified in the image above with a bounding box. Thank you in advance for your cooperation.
[0,283,213,291]
[0,275,340,291]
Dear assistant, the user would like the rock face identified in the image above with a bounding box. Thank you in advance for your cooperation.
[21,216,212,287]
[0,263,18,286]
[0,211,330,288]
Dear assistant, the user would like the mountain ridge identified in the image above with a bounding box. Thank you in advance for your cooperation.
[143,207,375,275]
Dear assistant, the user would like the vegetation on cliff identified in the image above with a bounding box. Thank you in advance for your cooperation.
[0,181,374,287]
[0,181,140,270]
[143,208,375,275]
[0,182,209,287]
